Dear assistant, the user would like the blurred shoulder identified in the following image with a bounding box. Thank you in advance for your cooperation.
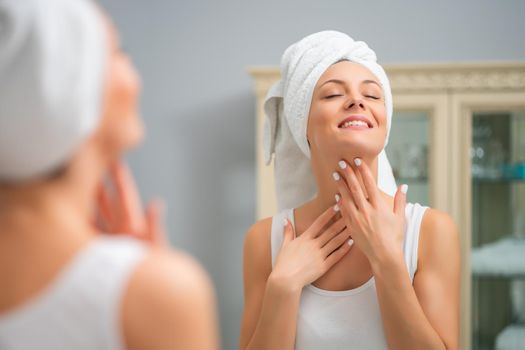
[122,247,217,349]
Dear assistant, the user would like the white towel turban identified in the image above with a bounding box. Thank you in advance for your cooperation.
[264,31,397,211]
[0,0,107,182]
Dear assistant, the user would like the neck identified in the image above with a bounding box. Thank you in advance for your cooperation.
[0,143,107,246]
[306,154,379,217]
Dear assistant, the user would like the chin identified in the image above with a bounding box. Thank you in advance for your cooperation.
[123,124,145,151]
[332,138,383,158]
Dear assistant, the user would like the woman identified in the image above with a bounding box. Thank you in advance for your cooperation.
[240,31,460,349]
[0,0,218,349]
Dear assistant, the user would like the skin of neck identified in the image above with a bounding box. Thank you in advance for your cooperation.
[0,139,108,245]
[310,149,379,214]
[294,146,394,235]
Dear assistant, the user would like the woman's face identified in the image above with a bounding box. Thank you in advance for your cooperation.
[307,61,387,162]
[95,15,143,160]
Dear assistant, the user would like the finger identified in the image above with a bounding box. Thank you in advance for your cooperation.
[353,158,379,207]
[394,184,408,218]
[95,183,116,233]
[303,204,339,239]
[111,161,146,232]
[333,172,359,219]
[145,199,168,245]
[322,228,352,256]
[323,238,353,269]
[316,216,346,247]
[337,160,368,211]
[282,218,295,245]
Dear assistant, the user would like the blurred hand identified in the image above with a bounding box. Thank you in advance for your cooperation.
[95,161,167,246]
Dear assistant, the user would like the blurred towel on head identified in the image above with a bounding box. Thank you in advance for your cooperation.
[0,0,107,182]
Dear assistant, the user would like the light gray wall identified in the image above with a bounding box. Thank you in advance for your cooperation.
[100,0,525,348]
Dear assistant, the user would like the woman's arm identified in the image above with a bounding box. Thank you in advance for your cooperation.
[240,207,353,350]
[239,219,301,350]
[334,158,459,350]
[372,209,460,350]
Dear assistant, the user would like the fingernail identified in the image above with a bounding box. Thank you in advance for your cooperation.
[347,239,354,246]
[354,158,362,167]
[401,184,408,194]
[332,172,340,181]
[283,218,288,227]
[335,194,340,202]
[333,204,340,212]
[338,160,347,169]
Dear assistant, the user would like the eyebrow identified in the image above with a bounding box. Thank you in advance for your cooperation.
[319,78,381,88]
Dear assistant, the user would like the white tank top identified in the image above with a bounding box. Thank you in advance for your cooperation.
[0,235,147,350]
[270,203,428,350]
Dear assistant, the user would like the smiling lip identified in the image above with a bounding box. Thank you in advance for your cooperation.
[338,115,373,129]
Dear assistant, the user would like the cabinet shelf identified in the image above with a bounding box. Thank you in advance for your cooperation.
[395,176,428,184]
[473,176,525,184]
[471,236,525,278]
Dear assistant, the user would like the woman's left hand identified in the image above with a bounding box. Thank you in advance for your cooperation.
[333,158,407,265]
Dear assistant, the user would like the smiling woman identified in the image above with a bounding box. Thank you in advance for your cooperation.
[240,31,460,350]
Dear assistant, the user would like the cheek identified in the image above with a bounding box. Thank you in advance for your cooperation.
[371,104,387,128]
[306,104,337,147]
[97,56,143,154]
[108,59,140,113]
[371,106,388,146]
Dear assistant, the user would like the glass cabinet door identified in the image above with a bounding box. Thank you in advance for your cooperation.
[470,111,525,350]
[386,111,430,206]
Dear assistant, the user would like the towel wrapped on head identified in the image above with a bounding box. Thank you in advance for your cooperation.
[0,0,107,182]
[264,30,397,211]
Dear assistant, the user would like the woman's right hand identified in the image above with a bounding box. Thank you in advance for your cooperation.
[270,206,354,291]
[95,161,167,246]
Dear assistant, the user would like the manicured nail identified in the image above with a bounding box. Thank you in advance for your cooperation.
[335,194,340,202]
[354,158,362,167]
[333,204,340,212]
[347,239,354,246]
[283,218,288,227]
[332,172,340,181]
[401,184,408,194]
[338,160,347,169]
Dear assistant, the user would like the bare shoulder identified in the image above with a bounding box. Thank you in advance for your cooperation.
[122,247,218,350]
[244,217,273,257]
[244,217,274,274]
[240,218,274,349]
[418,208,460,270]
[243,216,274,288]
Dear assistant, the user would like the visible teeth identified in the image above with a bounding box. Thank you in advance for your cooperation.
[342,120,368,128]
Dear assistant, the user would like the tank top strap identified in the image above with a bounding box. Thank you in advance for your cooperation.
[68,235,147,349]
[403,203,429,282]
[270,208,294,268]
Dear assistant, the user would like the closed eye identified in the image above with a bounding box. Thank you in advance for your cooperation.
[324,94,343,99]
[365,95,380,100]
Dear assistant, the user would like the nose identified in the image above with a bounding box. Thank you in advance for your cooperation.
[345,97,365,110]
